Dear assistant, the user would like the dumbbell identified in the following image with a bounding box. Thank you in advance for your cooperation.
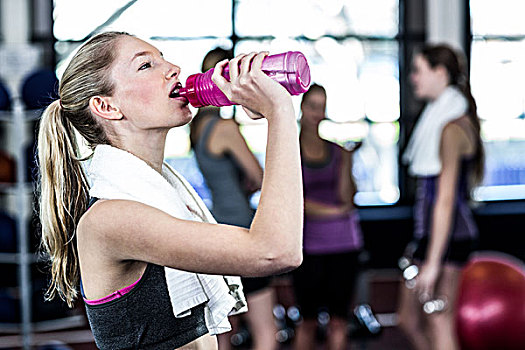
[398,254,447,314]
[273,304,299,343]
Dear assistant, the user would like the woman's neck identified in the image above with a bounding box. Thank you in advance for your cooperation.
[430,83,450,101]
[113,130,168,173]
[300,122,322,142]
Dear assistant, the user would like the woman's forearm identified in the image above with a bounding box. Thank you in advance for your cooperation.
[250,108,303,267]
[426,198,455,265]
[337,151,356,204]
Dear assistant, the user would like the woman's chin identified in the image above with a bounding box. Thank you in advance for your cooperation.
[176,109,193,126]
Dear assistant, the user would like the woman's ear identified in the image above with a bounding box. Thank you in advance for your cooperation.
[435,64,450,83]
[89,96,123,120]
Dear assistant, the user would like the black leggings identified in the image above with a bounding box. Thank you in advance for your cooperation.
[292,251,360,319]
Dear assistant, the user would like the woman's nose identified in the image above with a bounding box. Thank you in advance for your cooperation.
[165,64,181,79]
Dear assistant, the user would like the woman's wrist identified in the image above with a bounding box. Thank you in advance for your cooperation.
[266,115,298,138]
[265,101,295,122]
[424,258,441,269]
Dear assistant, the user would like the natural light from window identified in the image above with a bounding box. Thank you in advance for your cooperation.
[53,0,400,206]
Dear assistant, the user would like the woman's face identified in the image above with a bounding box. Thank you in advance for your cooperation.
[109,36,192,130]
[301,90,326,128]
[410,54,447,100]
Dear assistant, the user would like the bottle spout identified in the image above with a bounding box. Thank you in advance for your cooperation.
[178,74,210,108]
[177,87,189,100]
[169,83,191,104]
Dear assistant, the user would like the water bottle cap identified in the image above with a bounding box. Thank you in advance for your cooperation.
[294,53,311,94]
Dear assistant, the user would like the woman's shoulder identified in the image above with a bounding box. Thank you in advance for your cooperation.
[78,199,152,243]
[441,121,465,147]
[441,116,477,156]
[443,118,465,134]
[76,198,192,265]
[76,199,144,269]
[215,118,239,133]
[196,117,238,141]
[443,116,473,139]
[213,119,246,148]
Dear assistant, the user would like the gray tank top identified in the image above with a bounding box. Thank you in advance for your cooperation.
[193,116,254,228]
[81,199,208,350]
[83,263,207,349]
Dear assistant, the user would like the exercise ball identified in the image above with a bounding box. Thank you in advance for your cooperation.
[456,252,525,350]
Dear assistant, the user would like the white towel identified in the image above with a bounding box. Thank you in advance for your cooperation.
[87,144,247,335]
[403,86,468,176]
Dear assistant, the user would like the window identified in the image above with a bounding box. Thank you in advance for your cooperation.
[53,0,401,206]
[470,0,525,201]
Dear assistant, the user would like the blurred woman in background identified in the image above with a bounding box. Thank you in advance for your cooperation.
[398,44,484,350]
[293,83,364,350]
[190,47,278,350]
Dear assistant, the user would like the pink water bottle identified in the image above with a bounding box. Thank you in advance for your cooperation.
[177,51,311,108]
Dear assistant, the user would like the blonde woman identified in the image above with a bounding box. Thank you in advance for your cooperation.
[38,32,303,349]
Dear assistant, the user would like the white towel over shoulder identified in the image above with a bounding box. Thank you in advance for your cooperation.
[87,144,247,335]
[403,86,468,176]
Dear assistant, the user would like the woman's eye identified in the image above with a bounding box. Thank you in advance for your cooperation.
[138,62,152,71]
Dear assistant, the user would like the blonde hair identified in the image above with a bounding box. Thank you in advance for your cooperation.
[38,31,130,306]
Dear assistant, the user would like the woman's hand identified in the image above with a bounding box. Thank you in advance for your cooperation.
[415,261,441,303]
[211,52,294,121]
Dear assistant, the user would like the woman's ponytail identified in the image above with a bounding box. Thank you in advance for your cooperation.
[37,100,90,307]
[456,74,485,187]
[37,31,128,306]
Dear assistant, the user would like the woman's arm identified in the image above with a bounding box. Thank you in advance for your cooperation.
[79,52,303,278]
[218,119,263,192]
[79,199,298,277]
[417,122,464,298]
[337,147,357,206]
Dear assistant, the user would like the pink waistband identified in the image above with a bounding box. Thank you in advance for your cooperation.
[83,276,142,305]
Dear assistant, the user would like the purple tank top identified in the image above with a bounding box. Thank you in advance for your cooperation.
[302,142,363,254]
[413,158,479,241]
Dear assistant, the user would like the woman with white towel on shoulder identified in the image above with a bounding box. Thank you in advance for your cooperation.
[397,44,484,350]
[37,31,303,350]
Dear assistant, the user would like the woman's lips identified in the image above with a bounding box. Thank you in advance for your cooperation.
[169,82,183,98]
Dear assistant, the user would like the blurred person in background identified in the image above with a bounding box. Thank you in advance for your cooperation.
[190,47,278,350]
[292,83,364,350]
[398,44,484,350]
